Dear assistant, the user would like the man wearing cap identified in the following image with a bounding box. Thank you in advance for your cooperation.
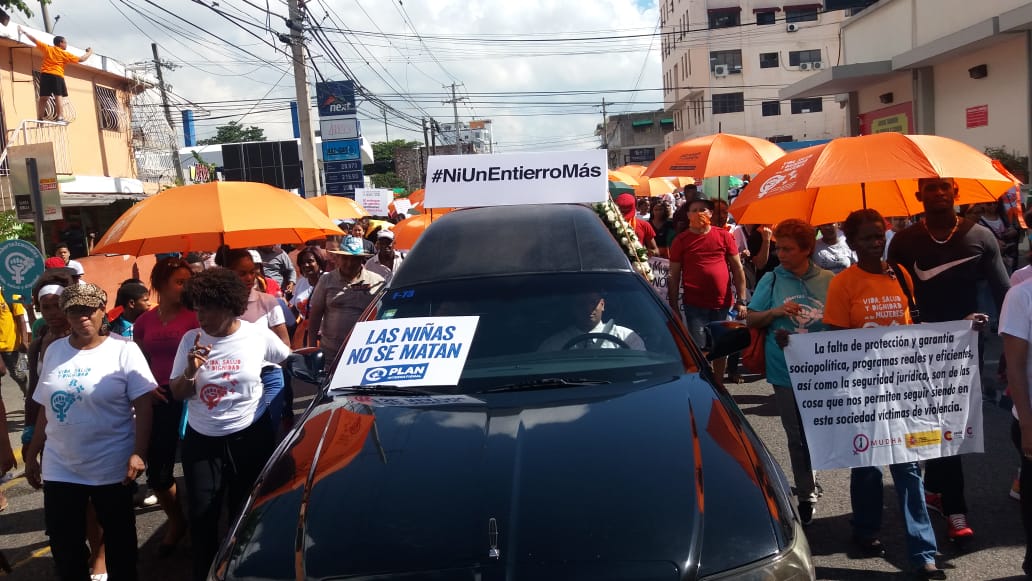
[614,193,659,257]
[889,176,1008,542]
[365,230,403,285]
[668,196,748,382]
[308,236,386,357]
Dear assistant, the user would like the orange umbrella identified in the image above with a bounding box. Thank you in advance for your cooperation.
[607,170,640,186]
[392,208,454,250]
[407,188,426,205]
[643,133,785,180]
[634,177,677,198]
[732,133,1014,225]
[307,195,370,221]
[616,164,648,178]
[93,182,344,256]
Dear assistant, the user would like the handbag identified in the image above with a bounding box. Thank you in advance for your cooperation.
[741,272,776,376]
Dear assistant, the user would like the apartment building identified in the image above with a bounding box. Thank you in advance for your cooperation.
[659,0,856,148]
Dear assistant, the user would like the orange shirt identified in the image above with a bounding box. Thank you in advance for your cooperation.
[823,264,914,328]
[36,40,79,77]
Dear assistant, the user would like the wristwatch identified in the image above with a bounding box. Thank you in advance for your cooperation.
[735,300,747,307]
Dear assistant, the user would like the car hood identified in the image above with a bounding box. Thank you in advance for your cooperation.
[218,377,787,580]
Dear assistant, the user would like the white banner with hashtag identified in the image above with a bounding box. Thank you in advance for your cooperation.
[424,150,608,208]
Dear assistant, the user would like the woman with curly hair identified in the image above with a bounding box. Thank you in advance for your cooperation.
[169,268,290,581]
[746,218,834,527]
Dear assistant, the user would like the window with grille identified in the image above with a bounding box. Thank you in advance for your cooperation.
[708,10,740,29]
[756,11,777,25]
[712,93,744,115]
[788,49,823,66]
[761,101,781,116]
[791,98,823,114]
[710,50,743,72]
[786,6,819,22]
[95,86,126,131]
[759,52,779,69]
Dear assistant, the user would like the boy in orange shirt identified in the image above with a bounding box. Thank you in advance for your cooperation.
[18,26,92,122]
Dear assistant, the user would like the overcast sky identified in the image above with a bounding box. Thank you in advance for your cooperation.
[19,0,661,151]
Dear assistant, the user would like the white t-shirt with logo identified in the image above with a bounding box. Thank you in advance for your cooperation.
[1000,282,1032,420]
[171,320,291,437]
[34,335,158,486]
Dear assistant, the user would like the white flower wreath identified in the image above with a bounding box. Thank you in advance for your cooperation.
[593,199,654,282]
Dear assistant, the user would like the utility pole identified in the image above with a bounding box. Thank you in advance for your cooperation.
[152,43,185,184]
[442,83,466,154]
[430,119,437,155]
[599,97,608,149]
[40,1,52,33]
[286,0,321,198]
[383,107,389,143]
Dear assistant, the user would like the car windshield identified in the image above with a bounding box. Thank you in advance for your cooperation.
[356,272,696,393]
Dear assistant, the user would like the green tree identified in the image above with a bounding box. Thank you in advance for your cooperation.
[0,210,36,243]
[1,0,46,17]
[985,146,1029,182]
[197,121,266,145]
[370,171,407,190]
[370,139,421,164]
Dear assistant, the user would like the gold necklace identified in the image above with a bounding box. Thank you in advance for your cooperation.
[924,216,959,245]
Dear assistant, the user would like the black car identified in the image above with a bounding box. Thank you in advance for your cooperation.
[211,204,814,581]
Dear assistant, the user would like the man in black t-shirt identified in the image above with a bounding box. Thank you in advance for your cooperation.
[888,177,1009,543]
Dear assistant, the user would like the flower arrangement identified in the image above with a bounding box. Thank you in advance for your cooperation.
[593,198,654,282]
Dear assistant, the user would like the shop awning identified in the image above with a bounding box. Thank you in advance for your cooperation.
[631,120,654,127]
[753,7,781,13]
[59,175,146,206]
[779,61,896,100]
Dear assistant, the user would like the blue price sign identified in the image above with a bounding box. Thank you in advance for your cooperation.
[326,170,364,184]
[316,81,356,116]
[322,139,362,162]
[326,181,364,196]
[0,240,44,304]
[325,160,363,173]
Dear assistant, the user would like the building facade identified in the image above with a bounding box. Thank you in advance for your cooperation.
[781,0,1032,180]
[437,120,493,154]
[599,110,676,167]
[0,22,151,251]
[659,0,854,148]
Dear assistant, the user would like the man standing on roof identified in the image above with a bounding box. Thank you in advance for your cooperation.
[17,26,92,122]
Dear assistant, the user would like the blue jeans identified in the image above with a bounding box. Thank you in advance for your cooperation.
[681,304,729,348]
[850,462,937,567]
[255,366,285,427]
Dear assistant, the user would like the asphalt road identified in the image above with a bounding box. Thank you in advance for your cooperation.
[0,335,1028,580]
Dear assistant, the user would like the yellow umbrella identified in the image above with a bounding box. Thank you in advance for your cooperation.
[634,177,677,198]
[616,164,648,178]
[607,170,640,186]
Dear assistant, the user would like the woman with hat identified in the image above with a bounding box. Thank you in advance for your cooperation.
[23,283,157,581]
[168,268,290,581]
[308,235,386,357]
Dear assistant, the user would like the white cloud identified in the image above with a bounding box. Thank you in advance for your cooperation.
[24,0,660,151]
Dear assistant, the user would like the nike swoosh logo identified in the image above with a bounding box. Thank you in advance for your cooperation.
[913,256,978,281]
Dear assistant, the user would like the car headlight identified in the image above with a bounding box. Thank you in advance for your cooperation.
[701,517,814,581]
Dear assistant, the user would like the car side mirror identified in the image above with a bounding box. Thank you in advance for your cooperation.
[704,321,751,361]
[286,347,327,384]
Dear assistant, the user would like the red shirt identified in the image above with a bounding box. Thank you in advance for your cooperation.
[629,216,656,246]
[669,227,738,309]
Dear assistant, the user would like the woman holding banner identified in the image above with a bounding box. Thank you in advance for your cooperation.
[746,218,833,527]
[823,209,945,580]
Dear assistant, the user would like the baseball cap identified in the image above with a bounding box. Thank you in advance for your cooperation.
[60,282,107,311]
[68,261,85,276]
[376,229,395,240]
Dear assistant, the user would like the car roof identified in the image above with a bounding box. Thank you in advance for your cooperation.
[390,204,634,287]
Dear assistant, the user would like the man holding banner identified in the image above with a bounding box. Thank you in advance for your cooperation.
[889,177,1009,541]
[824,209,943,579]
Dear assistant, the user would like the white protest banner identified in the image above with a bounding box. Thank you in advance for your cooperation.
[392,198,413,215]
[648,257,670,296]
[783,320,982,470]
[355,188,392,215]
[329,316,480,388]
[423,150,607,208]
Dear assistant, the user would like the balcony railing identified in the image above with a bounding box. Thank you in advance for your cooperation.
[0,120,72,211]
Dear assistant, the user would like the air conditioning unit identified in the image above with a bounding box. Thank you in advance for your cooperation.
[713,64,729,77]
[799,62,812,71]
[787,23,800,32]
[811,61,824,70]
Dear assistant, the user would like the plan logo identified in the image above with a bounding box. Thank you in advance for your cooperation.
[362,364,428,384]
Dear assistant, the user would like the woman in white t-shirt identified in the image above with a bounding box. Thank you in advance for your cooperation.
[169,268,290,581]
[23,283,157,581]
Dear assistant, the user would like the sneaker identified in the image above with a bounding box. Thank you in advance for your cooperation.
[946,513,973,540]
[925,491,943,516]
[798,501,816,525]
[1011,476,1021,501]
[142,494,158,507]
